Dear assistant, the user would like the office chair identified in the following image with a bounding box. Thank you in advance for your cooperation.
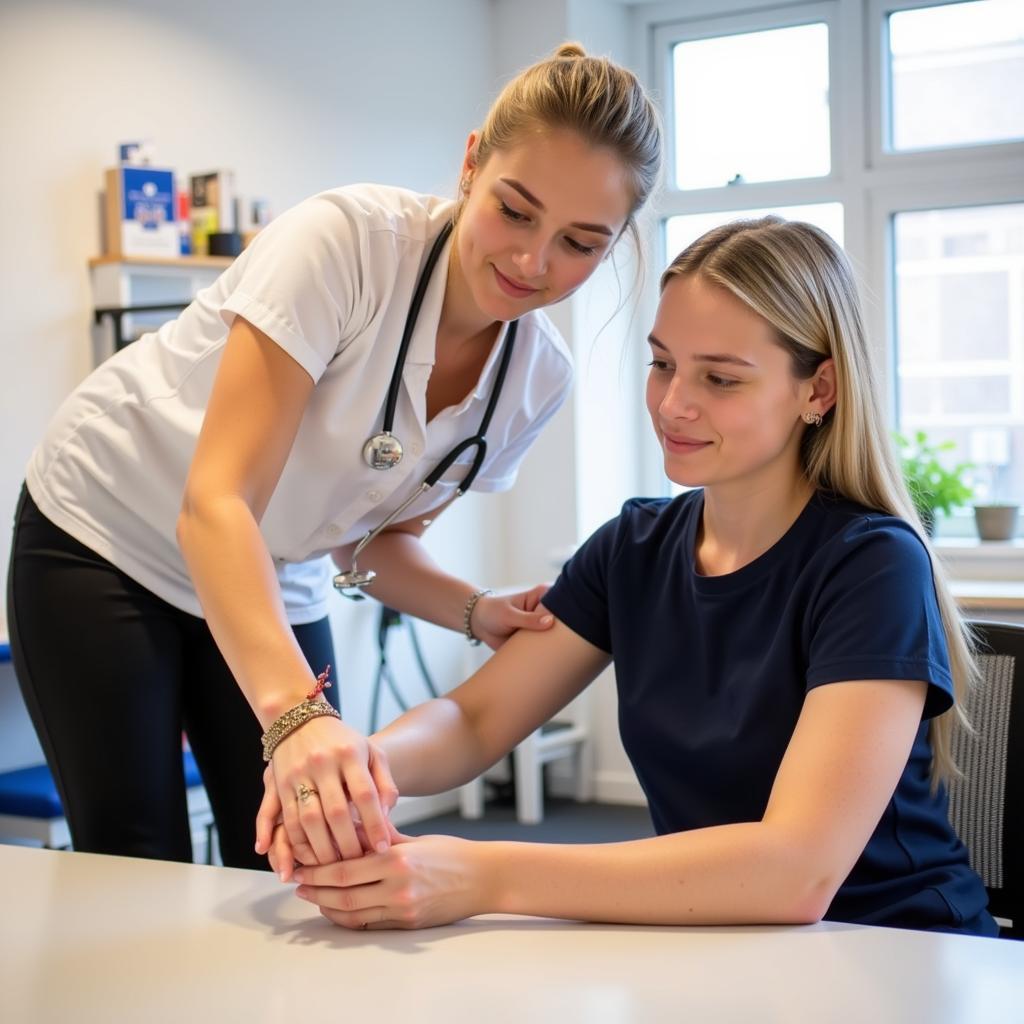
[947,620,1023,939]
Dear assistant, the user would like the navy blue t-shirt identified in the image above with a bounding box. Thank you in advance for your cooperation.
[542,490,995,935]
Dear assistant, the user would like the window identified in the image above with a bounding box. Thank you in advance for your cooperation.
[894,202,1024,513]
[887,0,1024,152]
[672,23,831,189]
[623,0,1024,547]
[569,0,1024,552]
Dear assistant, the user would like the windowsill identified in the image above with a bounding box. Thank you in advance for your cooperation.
[948,580,1024,610]
[933,538,1024,610]
[932,537,1024,554]
[933,537,1024,573]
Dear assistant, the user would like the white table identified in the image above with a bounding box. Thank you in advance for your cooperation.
[1,844,1021,1023]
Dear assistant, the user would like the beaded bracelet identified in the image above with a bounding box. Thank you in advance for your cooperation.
[306,665,332,701]
[261,698,341,762]
[463,588,492,646]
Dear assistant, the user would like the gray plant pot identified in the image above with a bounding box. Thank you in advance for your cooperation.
[973,504,1020,542]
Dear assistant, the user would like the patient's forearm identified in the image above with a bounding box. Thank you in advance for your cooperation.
[374,697,495,795]
[372,621,604,802]
[481,822,835,926]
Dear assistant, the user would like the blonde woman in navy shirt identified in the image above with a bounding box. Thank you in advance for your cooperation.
[262,218,995,936]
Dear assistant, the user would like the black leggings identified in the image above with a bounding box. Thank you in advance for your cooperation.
[6,485,337,869]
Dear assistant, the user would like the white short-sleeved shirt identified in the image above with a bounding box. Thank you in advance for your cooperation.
[27,184,573,623]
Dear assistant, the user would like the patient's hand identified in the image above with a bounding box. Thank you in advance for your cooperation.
[292,832,493,930]
[267,822,313,881]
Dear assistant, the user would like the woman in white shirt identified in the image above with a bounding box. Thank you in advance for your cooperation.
[7,43,662,868]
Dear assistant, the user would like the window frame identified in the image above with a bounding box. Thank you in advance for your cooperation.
[650,2,845,215]
[867,0,1024,168]
[867,176,1024,459]
[625,0,1024,558]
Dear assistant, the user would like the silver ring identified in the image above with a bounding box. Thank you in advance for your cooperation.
[296,783,318,804]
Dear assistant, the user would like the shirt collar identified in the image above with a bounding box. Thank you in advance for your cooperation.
[446,319,515,416]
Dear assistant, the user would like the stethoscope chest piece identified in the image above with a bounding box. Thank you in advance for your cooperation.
[363,431,403,471]
[332,567,377,599]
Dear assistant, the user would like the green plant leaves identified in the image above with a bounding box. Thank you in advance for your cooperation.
[893,431,974,521]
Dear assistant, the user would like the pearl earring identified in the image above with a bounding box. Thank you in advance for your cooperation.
[802,411,823,427]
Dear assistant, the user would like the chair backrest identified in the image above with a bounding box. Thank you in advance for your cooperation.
[947,620,1024,938]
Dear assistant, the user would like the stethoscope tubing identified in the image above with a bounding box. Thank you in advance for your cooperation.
[334,219,519,596]
[380,221,455,434]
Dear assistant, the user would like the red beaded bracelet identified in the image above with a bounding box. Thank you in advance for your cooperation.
[306,664,332,702]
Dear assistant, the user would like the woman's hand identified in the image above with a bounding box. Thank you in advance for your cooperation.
[470,584,553,650]
[256,766,315,879]
[264,805,401,881]
[255,716,400,865]
[266,820,309,882]
[292,832,496,930]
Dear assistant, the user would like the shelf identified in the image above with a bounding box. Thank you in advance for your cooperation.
[88,254,233,270]
[89,257,231,357]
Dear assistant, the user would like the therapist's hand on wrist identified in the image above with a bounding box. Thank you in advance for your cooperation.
[266,717,400,865]
[469,583,554,650]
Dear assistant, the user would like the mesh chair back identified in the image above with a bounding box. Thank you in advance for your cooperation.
[948,620,1024,938]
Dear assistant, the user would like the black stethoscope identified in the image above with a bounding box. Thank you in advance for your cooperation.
[333,220,519,599]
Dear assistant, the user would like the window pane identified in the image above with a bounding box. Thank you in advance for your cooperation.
[665,203,844,263]
[888,0,1024,151]
[894,204,1024,512]
[673,23,830,190]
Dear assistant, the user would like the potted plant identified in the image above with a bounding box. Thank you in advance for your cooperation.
[894,431,973,537]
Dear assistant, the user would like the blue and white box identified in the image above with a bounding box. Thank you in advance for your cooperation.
[104,166,180,258]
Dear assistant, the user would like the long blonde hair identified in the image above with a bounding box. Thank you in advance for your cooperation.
[662,218,977,784]
[460,42,662,250]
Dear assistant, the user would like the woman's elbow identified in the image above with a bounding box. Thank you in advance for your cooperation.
[757,821,850,925]
[175,501,194,552]
[176,487,206,548]
[175,490,238,552]
[784,889,831,926]
[780,868,843,925]
[751,834,844,924]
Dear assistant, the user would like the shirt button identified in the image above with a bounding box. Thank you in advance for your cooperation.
[410,442,421,456]
[367,490,382,502]
[326,523,342,536]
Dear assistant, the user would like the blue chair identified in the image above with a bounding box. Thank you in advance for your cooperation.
[0,749,216,861]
